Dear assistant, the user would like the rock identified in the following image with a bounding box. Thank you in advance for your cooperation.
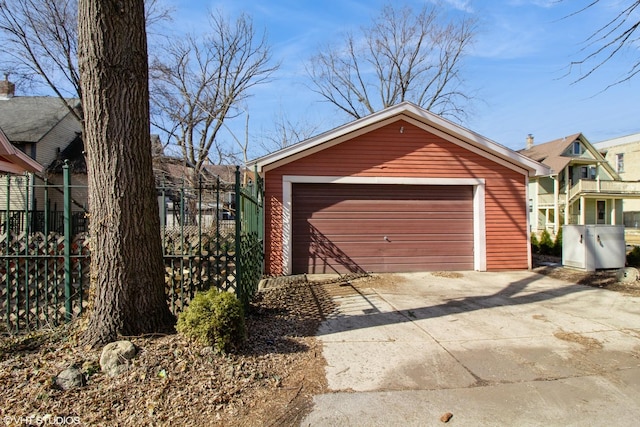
[440,412,453,423]
[616,267,639,284]
[56,367,84,390]
[200,346,214,356]
[100,340,137,376]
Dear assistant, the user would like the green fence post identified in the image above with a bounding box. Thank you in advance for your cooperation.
[215,176,221,289]
[63,162,72,322]
[5,176,11,332]
[234,166,242,302]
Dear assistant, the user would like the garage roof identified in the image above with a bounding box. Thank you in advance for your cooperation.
[250,102,550,177]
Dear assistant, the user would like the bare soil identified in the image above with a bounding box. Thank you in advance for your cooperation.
[1,263,638,426]
[532,254,640,297]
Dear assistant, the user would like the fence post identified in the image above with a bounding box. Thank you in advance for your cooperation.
[234,166,242,302]
[4,176,11,331]
[63,162,72,321]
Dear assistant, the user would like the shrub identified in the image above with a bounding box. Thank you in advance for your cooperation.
[552,227,563,257]
[176,289,246,354]
[539,229,554,255]
[530,232,540,254]
[627,246,640,267]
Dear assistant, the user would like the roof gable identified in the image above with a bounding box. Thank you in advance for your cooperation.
[250,102,549,177]
[0,96,80,143]
[519,132,617,178]
[0,127,43,174]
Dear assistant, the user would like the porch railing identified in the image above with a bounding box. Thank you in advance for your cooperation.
[568,179,640,203]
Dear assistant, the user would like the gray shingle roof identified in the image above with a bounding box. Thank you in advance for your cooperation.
[0,96,80,143]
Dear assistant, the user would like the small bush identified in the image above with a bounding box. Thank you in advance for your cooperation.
[627,246,640,267]
[530,232,540,254]
[552,227,563,257]
[176,289,246,354]
[539,229,554,255]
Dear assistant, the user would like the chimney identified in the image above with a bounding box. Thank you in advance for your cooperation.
[0,74,15,100]
[526,133,534,150]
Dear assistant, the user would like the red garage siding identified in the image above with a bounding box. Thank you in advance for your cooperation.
[263,119,529,275]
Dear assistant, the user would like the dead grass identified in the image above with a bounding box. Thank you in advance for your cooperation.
[0,280,336,426]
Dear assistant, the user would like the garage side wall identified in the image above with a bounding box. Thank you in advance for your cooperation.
[263,121,528,274]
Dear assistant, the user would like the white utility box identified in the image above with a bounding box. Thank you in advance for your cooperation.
[562,225,626,271]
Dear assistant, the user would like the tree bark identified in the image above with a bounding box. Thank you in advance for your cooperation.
[78,0,174,347]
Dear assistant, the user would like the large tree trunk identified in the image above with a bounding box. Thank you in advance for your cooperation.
[78,0,174,347]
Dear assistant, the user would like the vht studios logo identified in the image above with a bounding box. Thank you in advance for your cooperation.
[3,415,81,426]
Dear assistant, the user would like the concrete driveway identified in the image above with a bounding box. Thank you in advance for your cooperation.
[301,271,640,426]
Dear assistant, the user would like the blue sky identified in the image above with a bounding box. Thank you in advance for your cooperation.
[164,0,640,157]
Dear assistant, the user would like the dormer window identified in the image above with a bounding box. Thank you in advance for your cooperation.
[572,140,581,155]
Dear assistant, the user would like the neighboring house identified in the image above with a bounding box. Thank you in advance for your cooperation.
[0,77,246,234]
[0,77,86,232]
[519,133,640,234]
[0,127,42,174]
[593,133,640,227]
[154,158,243,227]
[250,102,549,275]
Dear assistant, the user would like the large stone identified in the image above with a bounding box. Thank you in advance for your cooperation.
[100,340,137,376]
[56,367,84,390]
[616,267,639,284]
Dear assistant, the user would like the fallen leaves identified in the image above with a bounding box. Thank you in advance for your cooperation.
[0,281,332,426]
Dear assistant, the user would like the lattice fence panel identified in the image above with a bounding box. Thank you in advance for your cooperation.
[1,232,90,334]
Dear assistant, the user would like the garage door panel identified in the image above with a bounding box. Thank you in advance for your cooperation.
[297,232,474,243]
[307,242,473,257]
[301,210,474,220]
[292,183,474,273]
[298,200,472,214]
[305,257,475,274]
[295,221,474,236]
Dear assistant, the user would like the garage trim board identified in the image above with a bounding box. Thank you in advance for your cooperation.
[282,175,486,274]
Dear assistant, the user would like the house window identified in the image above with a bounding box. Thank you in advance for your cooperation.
[581,166,588,179]
[597,200,606,224]
[616,153,624,173]
[580,166,596,179]
[573,141,581,155]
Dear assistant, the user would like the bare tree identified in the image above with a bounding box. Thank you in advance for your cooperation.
[78,0,173,346]
[149,10,278,183]
[0,0,81,120]
[306,4,477,121]
[566,0,640,88]
[0,0,171,121]
[260,111,321,153]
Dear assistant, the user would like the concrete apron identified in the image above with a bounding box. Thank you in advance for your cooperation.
[301,271,640,426]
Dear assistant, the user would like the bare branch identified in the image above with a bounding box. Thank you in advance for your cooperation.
[565,0,640,88]
[305,3,477,121]
[0,0,172,122]
[149,10,278,182]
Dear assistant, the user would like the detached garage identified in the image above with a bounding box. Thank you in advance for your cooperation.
[251,102,549,275]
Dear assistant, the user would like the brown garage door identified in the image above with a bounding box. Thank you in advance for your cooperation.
[292,183,474,274]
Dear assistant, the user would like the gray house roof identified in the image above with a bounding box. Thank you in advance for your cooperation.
[0,96,80,143]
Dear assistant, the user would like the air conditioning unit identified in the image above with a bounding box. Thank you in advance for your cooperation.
[562,225,625,271]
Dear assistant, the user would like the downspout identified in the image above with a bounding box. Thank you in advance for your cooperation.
[564,165,570,225]
[526,174,532,270]
[553,174,559,234]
